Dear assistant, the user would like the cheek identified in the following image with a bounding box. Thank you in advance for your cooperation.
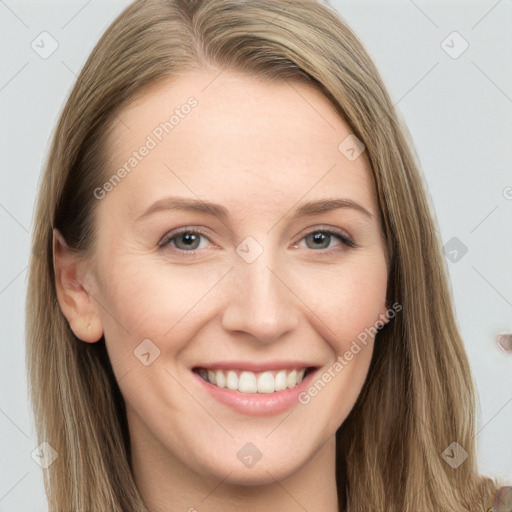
[290,255,387,425]
[89,247,388,475]
[94,246,387,390]
[96,248,387,344]
[296,255,388,351]
[92,256,231,363]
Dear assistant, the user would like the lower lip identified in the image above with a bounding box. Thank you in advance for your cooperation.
[193,370,318,417]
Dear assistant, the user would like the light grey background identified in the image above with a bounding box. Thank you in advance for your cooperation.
[1,0,511,510]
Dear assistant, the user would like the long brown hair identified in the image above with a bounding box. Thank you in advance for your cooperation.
[26,0,502,510]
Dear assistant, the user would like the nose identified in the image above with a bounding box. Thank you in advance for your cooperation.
[220,250,300,344]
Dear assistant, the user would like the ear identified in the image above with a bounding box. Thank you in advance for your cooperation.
[53,229,104,343]
[377,297,392,328]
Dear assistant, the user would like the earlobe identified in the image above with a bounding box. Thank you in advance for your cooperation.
[53,229,104,343]
[377,300,392,328]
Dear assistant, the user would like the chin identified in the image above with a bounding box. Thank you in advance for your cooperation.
[202,458,304,487]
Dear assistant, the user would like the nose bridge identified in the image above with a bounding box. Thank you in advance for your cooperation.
[221,241,299,343]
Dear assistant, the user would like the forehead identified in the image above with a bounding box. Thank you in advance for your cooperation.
[103,70,377,217]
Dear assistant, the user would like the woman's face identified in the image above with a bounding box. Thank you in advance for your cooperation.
[78,70,389,485]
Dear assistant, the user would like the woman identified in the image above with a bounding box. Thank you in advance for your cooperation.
[26,0,505,510]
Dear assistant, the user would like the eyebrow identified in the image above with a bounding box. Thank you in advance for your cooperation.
[136,196,374,222]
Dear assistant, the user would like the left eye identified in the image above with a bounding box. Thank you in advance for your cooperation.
[299,229,356,250]
[159,228,356,253]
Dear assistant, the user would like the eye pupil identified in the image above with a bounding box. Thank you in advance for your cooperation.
[308,232,330,249]
[182,233,196,245]
[175,232,200,250]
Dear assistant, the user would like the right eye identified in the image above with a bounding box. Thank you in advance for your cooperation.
[159,228,213,254]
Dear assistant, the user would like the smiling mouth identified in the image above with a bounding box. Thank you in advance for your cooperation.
[193,367,314,394]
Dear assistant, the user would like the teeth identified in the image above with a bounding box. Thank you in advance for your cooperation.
[274,370,287,391]
[257,371,274,393]
[286,369,297,389]
[239,371,257,393]
[215,370,226,388]
[197,367,308,394]
[207,370,216,386]
[226,370,238,390]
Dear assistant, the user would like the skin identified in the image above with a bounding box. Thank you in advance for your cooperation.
[54,69,390,512]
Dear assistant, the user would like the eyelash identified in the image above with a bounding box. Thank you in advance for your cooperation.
[158,226,358,256]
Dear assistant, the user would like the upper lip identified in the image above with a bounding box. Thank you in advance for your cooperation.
[192,361,319,372]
